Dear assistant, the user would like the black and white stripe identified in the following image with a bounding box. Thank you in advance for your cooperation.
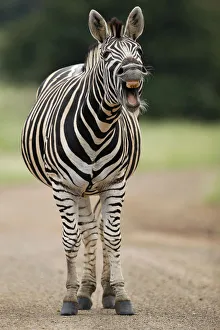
[21,6,146,315]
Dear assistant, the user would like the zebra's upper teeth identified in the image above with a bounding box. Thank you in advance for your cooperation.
[126,81,140,89]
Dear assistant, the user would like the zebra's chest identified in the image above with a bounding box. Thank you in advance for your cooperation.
[44,127,126,192]
[74,146,127,191]
[45,110,138,195]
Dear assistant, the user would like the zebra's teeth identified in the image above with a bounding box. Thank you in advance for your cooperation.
[126,81,140,89]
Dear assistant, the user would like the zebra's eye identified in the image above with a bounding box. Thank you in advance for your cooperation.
[102,50,111,59]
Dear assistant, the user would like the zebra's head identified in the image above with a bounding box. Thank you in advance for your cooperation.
[88,7,147,113]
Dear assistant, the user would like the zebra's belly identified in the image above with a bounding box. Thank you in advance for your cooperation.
[60,161,124,196]
[42,154,126,196]
[84,167,126,196]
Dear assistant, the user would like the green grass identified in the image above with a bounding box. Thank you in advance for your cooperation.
[0,83,220,185]
[0,154,34,185]
[0,83,37,152]
[0,83,37,185]
[139,121,220,171]
[205,176,220,205]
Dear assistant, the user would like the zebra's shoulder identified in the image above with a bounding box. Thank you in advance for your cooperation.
[36,64,85,99]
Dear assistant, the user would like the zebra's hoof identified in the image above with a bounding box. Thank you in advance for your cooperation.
[115,300,134,315]
[78,296,92,310]
[102,295,115,309]
[61,301,78,316]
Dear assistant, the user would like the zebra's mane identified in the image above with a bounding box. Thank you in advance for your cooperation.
[108,18,124,38]
[84,42,100,70]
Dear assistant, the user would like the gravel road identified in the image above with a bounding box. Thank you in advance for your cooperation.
[0,170,219,330]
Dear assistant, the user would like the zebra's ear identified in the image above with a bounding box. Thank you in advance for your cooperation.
[124,7,144,40]
[89,10,109,43]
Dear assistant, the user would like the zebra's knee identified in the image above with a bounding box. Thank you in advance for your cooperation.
[63,232,81,253]
[103,219,121,251]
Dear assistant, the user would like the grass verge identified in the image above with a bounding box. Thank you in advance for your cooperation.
[139,120,220,171]
[205,177,220,205]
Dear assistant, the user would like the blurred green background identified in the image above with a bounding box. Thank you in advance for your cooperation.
[0,0,219,203]
[1,0,220,120]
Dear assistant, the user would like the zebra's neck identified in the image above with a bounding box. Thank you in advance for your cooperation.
[85,45,100,71]
[83,64,121,135]
[83,44,122,135]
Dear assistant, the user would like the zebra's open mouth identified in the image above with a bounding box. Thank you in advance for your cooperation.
[123,81,141,110]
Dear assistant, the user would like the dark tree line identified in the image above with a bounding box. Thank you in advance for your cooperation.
[0,0,220,120]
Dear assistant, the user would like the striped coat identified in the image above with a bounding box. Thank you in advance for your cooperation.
[21,6,146,316]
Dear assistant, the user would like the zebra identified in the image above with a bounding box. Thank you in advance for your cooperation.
[21,6,147,316]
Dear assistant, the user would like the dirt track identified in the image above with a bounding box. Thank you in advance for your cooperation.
[0,170,220,330]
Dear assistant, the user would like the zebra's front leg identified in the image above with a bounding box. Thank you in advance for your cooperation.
[52,183,81,316]
[100,181,134,315]
[77,197,98,310]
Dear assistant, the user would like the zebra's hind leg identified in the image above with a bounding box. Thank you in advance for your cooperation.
[77,197,98,310]
[100,181,134,315]
[100,217,115,309]
[52,182,81,316]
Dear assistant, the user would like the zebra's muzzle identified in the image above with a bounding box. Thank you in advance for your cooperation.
[118,68,144,83]
[117,65,146,111]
